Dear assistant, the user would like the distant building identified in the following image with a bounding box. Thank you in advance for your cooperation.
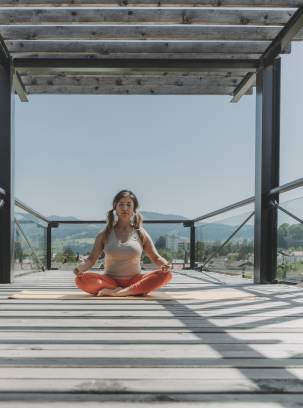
[165,235,189,251]
[290,251,303,261]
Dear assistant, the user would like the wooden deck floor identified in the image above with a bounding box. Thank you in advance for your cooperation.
[0,269,303,407]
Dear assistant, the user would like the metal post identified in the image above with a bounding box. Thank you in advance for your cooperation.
[254,58,281,283]
[46,224,52,270]
[190,224,196,270]
[0,61,14,283]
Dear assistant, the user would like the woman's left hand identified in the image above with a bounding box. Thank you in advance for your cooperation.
[161,263,172,271]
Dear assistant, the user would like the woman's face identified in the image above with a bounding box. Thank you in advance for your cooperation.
[115,196,135,220]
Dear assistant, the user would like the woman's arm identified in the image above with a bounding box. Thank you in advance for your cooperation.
[142,229,171,270]
[74,232,105,275]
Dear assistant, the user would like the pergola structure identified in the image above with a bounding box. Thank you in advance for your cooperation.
[0,1,303,283]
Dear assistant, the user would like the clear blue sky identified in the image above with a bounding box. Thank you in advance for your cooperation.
[15,43,303,220]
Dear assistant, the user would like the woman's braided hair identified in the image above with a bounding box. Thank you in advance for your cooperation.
[103,190,145,245]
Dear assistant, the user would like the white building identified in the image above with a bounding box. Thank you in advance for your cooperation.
[165,235,190,252]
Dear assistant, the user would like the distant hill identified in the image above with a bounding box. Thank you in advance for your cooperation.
[16,210,254,254]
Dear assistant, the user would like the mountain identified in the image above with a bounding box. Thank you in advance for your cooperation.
[16,210,254,254]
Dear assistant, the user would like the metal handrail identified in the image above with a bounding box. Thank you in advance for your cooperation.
[15,198,49,224]
[192,196,255,224]
[50,219,189,224]
[268,177,303,197]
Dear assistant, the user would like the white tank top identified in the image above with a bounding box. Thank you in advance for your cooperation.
[103,228,143,279]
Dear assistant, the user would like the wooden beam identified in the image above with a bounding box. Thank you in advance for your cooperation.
[14,58,260,73]
[0,9,294,25]
[7,40,289,55]
[1,25,302,41]
[11,52,264,60]
[230,72,256,103]
[20,70,248,77]
[0,0,301,7]
[12,70,28,101]
[20,74,245,86]
[25,84,252,95]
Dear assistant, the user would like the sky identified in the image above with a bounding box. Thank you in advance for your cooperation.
[15,43,303,221]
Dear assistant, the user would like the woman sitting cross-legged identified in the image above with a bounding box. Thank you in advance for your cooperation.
[73,189,172,297]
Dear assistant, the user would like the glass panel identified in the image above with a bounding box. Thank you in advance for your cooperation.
[14,205,47,277]
[196,206,254,279]
[280,42,303,184]
[143,223,189,271]
[52,223,103,271]
[277,195,303,283]
[52,222,189,271]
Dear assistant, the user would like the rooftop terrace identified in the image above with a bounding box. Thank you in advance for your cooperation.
[1,269,303,407]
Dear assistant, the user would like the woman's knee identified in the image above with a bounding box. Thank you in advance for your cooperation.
[162,269,173,283]
[153,269,173,283]
[74,274,95,294]
[75,274,82,288]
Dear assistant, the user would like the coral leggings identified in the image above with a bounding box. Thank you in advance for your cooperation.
[75,269,172,296]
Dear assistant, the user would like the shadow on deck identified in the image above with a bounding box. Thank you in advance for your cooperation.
[0,269,303,407]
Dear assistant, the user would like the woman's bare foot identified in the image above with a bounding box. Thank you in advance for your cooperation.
[96,287,123,297]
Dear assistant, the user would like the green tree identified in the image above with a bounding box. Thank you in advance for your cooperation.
[158,249,173,262]
[155,235,166,250]
[289,224,303,241]
[62,247,76,262]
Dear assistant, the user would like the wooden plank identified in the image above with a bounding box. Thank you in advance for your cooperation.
[1,395,303,408]
[0,368,303,393]
[25,85,247,95]
[6,40,278,54]
[1,25,302,41]
[0,9,295,25]
[1,330,302,342]
[0,346,290,357]
[1,316,303,328]
[0,344,300,358]
[20,75,244,86]
[0,0,301,7]
[1,394,303,407]
[1,366,303,380]
[1,357,303,368]
[11,53,264,60]
[12,59,261,73]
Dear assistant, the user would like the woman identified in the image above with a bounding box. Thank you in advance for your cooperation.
[74,190,173,297]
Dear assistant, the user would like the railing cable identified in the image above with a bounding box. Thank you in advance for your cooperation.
[197,211,255,272]
[15,218,45,271]
[271,200,303,225]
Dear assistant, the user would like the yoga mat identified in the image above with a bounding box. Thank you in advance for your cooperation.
[8,288,256,301]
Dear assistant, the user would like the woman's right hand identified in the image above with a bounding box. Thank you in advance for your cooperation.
[73,268,82,276]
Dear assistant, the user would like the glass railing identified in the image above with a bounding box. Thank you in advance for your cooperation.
[50,220,190,271]
[143,222,190,270]
[14,203,47,277]
[9,177,303,282]
[195,204,255,279]
[51,222,104,271]
[276,195,303,283]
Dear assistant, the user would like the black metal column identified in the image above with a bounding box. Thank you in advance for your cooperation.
[190,224,196,270]
[254,58,281,283]
[46,224,52,270]
[0,61,14,283]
